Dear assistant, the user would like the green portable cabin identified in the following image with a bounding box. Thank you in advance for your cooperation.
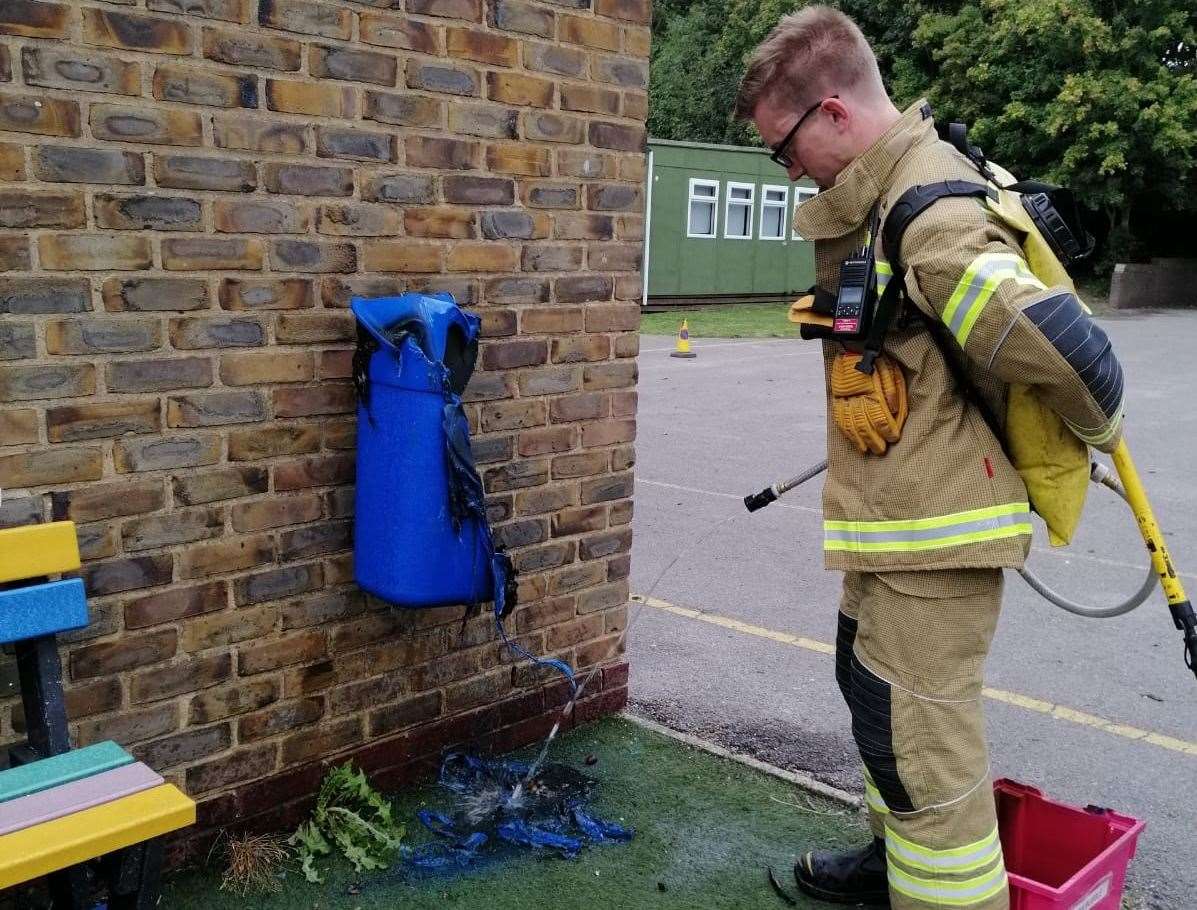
[643,138,818,305]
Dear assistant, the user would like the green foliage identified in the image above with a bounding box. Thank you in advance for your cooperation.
[288,763,405,884]
[649,0,1197,258]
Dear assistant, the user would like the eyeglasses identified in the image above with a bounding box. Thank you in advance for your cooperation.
[769,95,837,169]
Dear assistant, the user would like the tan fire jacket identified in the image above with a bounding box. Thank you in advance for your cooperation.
[793,101,1124,573]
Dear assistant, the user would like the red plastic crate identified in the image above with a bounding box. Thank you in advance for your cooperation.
[995,778,1146,910]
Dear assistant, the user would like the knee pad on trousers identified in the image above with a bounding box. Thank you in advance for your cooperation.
[835,612,857,704]
[848,654,915,813]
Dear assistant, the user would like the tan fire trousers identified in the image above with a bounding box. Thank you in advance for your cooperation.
[838,569,1009,910]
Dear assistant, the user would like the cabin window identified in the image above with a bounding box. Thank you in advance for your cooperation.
[760,185,788,240]
[725,182,754,240]
[687,178,719,238]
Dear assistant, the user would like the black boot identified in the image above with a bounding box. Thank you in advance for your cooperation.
[793,837,889,906]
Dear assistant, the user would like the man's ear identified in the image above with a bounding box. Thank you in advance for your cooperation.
[823,96,851,128]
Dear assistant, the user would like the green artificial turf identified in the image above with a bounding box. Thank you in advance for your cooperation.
[640,302,800,339]
[162,716,868,910]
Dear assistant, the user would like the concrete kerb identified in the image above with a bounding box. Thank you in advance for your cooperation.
[620,711,864,810]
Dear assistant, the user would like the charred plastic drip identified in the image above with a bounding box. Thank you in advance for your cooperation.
[405,753,633,870]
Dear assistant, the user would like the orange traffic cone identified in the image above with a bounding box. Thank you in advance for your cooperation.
[670,319,696,359]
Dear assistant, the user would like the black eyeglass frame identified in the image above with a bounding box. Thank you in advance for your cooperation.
[769,95,838,169]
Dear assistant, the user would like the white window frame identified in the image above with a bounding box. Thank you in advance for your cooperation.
[724,181,755,240]
[791,186,818,240]
[686,178,719,239]
[759,184,789,241]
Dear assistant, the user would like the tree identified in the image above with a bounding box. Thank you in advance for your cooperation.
[648,0,1197,260]
[896,0,1197,260]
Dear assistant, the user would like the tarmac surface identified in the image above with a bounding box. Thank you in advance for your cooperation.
[628,312,1197,909]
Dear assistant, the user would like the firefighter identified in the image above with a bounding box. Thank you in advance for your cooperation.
[734,7,1124,908]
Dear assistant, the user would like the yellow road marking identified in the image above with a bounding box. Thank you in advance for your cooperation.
[632,593,1197,758]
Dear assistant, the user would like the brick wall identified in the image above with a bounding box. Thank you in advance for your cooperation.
[0,0,643,855]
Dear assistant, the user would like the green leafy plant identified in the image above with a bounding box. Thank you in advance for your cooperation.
[288,762,405,884]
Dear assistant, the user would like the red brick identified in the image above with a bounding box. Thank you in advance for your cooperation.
[410,0,481,20]
[310,44,398,86]
[220,278,313,311]
[76,703,178,749]
[71,629,177,679]
[190,679,279,724]
[163,237,262,271]
[149,0,249,23]
[51,481,164,523]
[364,242,443,273]
[135,723,232,770]
[131,653,232,704]
[265,79,355,117]
[446,243,518,273]
[94,194,202,232]
[481,338,547,369]
[273,453,354,491]
[487,72,553,107]
[186,743,277,793]
[360,13,441,53]
[280,716,360,765]
[486,143,551,176]
[231,494,322,532]
[82,9,194,54]
[179,535,274,579]
[235,562,323,606]
[203,26,301,71]
[238,697,323,741]
[258,0,351,39]
[153,64,257,109]
[583,360,636,390]
[90,103,203,146]
[0,143,24,181]
[0,1,70,39]
[213,115,306,153]
[40,234,151,271]
[173,465,268,505]
[0,237,28,270]
[46,399,161,442]
[0,409,39,446]
[0,363,96,401]
[125,581,228,630]
[181,605,277,652]
[0,190,83,229]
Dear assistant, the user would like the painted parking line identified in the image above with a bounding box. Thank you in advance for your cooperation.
[632,593,1197,758]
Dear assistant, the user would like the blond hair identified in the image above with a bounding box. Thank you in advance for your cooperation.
[734,6,884,121]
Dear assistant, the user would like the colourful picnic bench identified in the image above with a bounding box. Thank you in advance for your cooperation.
[0,521,195,909]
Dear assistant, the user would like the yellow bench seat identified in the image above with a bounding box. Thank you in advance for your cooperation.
[0,784,195,890]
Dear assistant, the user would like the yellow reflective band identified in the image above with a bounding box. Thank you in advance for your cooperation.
[876,260,893,294]
[862,767,890,815]
[889,862,1008,907]
[824,503,1032,554]
[886,825,1001,874]
[942,252,1045,347]
[1064,399,1124,448]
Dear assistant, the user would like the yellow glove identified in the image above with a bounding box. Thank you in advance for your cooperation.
[830,352,908,455]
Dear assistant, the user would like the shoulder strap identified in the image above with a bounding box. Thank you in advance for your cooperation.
[856,180,989,374]
[866,180,1010,451]
[880,180,991,273]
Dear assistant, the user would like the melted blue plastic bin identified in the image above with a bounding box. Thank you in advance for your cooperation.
[351,293,493,608]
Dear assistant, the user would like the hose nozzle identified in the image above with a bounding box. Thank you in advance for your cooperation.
[1170,599,1197,681]
[744,486,779,513]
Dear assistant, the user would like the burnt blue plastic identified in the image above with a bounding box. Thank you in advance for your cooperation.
[350,293,492,608]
